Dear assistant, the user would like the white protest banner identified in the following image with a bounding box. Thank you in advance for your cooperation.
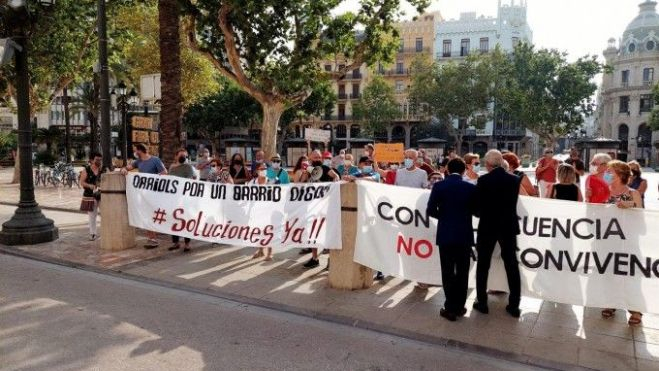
[304,128,331,143]
[355,181,659,314]
[126,173,342,250]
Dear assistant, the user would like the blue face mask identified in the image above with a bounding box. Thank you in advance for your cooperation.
[362,165,373,174]
[603,172,614,184]
[404,158,414,169]
[472,164,481,173]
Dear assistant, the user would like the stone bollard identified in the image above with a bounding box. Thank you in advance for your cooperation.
[328,182,373,290]
[100,172,135,251]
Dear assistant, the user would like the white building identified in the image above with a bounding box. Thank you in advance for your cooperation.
[599,0,659,166]
[434,0,535,156]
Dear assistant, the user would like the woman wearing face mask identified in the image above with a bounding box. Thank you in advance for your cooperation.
[337,154,360,179]
[628,161,647,207]
[79,152,107,241]
[168,149,197,253]
[585,153,612,204]
[600,160,643,326]
[266,154,290,185]
[292,155,310,183]
[207,159,234,184]
[229,153,251,184]
[250,162,274,261]
[462,153,480,185]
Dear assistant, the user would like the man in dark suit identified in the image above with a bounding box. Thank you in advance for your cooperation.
[472,149,522,318]
[427,158,476,321]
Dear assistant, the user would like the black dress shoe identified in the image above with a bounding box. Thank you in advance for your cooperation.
[458,307,467,317]
[506,305,521,318]
[472,301,489,314]
[440,308,457,322]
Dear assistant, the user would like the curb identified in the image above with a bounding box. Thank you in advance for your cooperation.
[0,246,592,371]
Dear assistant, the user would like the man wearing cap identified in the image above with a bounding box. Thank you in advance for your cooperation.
[266,154,290,185]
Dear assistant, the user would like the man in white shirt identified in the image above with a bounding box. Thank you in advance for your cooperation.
[395,149,428,189]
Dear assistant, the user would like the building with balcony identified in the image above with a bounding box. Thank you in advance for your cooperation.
[291,12,442,157]
[598,0,659,166]
[433,0,535,156]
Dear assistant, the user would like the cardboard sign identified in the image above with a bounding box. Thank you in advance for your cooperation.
[132,116,153,130]
[305,128,331,143]
[374,143,404,163]
[132,130,150,143]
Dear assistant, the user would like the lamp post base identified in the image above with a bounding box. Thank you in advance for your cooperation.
[0,202,58,246]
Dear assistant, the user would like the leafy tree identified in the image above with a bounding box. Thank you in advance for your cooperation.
[34,127,63,156]
[409,55,492,151]
[0,131,17,159]
[508,44,603,147]
[352,75,400,136]
[180,0,430,157]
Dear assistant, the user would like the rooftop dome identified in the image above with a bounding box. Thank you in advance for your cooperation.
[623,1,659,40]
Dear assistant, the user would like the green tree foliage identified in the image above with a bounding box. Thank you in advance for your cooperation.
[352,76,400,136]
[112,0,219,107]
[180,0,430,157]
[409,54,493,150]
[509,44,603,146]
[0,131,17,159]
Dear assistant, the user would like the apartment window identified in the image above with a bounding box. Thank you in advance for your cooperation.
[324,64,332,72]
[460,39,470,56]
[479,37,489,53]
[352,68,361,78]
[396,62,404,74]
[442,40,452,57]
[512,37,520,47]
[395,80,404,93]
[351,83,359,98]
[338,84,346,99]
[622,70,630,87]
[643,67,654,85]
[619,96,630,113]
[399,40,404,52]
[338,104,346,120]
[640,94,654,112]
[415,38,423,52]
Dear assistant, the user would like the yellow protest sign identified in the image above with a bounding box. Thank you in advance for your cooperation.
[374,143,405,163]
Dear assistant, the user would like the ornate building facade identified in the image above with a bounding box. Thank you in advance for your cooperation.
[435,0,535,156]
[599,0,659,166]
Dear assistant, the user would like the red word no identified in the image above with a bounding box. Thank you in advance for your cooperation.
[396,235,433,259]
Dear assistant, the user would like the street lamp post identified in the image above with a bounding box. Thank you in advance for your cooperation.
[111,81,138,166]
[0,0,58,245]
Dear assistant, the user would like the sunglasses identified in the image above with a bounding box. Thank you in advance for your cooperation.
[272,160,281,163]
[545,151,554,154]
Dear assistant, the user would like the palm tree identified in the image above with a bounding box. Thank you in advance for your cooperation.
[158,0,183,165]
[71,81,100,153]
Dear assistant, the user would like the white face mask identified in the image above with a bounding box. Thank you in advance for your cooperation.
[258,170,267,178]
[323,159,332,167]
[416,158,424,165]
[271,162,281,170]
[589,164,599,174]
[390,164,399,171]
[344,160,352,167]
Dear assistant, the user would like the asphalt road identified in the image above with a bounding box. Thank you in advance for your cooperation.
[0,254,542,371]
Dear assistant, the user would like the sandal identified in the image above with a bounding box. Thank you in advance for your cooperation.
[183,246,191,253]
[168,243,181,251]
[601,309,616,318]
[252,250,264,259]
[628,313,642,326]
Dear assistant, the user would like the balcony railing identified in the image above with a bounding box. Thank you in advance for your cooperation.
[398,46,431,54]
[338,93,348,100]
[349,93,361,99]
[377,68,413,76]
[321,115,352,121]
[341,73,363,80]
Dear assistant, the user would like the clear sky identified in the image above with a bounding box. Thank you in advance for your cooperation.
[339,0,645,62]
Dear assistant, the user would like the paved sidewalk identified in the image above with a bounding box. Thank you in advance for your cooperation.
[0,168,84,212]
[2,215,658,370]
[2,167,659,369]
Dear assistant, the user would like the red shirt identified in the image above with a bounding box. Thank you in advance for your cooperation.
[536,158,558,183]
[384,170,397,185]
[586,175,610,204]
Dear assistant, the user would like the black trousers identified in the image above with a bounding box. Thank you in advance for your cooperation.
[439,244,472,314]
[172,235,191,244]
[475,233,521,308]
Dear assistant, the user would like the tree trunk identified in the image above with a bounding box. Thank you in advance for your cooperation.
[88,112,98,154]
[261,102,285,158]
[158,0,183,166]
[63,87,71,162]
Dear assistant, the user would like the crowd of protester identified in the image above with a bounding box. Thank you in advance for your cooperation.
[85,142,649,327]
